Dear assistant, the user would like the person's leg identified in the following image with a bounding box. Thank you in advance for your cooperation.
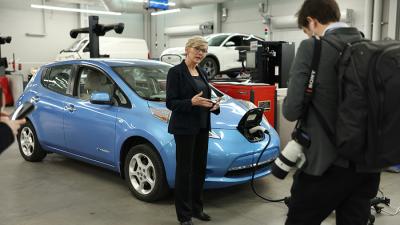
[336,172,380,225]
[191,129,209,214]
[174,134,196,222]
[285,167,350,225]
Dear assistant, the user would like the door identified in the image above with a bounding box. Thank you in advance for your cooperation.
[63,66,118,165]
[218,35,245,71]
[32,65,73,150]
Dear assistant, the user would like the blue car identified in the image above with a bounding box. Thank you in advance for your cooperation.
[16,59,280,202]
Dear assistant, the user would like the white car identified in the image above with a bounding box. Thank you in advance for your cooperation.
[56,37,149,61]
[160,33,263,79]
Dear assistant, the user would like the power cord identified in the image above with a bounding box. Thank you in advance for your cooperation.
[250,130,290,204]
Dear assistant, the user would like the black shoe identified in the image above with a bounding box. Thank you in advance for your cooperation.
[179,220,193,225]
[193,212,211,221]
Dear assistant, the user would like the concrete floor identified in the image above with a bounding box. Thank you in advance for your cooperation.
[1,141,400,225]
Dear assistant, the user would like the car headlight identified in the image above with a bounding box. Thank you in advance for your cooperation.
[149,107,171,123]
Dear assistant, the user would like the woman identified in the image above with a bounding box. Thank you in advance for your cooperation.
[166,36,220,225]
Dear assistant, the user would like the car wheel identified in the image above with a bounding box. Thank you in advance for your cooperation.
[200,57,219,80]
[17,121,47,162]
[124,144,169,202]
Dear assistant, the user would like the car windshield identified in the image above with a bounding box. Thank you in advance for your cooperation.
[113,65,223,101]
[205,34,229,46]
[63,39,88,52]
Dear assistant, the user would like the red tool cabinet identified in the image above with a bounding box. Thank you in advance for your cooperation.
[212,82,276,127]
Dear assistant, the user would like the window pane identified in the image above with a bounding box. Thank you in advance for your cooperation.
[46,65,72,94]
[78,67,114,101]
[113,65,170,101]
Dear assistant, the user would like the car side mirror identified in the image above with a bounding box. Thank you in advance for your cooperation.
[225,41,235,47]
[90,92,112,105]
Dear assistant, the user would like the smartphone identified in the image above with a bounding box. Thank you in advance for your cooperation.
[9,102,35,120]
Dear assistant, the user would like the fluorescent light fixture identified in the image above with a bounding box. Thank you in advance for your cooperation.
[129,0,176,6]
[31,4,122,16]
[151,8,181,16]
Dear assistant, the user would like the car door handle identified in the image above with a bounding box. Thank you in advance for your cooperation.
[65,105,76,112]
[31,96,40,103]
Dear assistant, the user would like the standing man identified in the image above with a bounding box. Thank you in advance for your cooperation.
[283,0,380,224]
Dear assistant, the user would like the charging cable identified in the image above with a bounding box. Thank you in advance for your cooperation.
[250,129,290,204]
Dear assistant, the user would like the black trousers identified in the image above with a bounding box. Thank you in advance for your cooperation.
[285,166,381,225]
[174,129,209,222]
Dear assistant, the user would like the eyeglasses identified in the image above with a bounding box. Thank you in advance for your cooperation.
[192,46,208,54]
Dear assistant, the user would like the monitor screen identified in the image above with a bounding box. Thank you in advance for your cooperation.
[148,0,169,10]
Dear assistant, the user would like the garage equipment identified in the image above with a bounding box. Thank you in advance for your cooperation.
[69,16,124,58]
[212,82,276,127]
[244,41,295,88]
[0,36,13,105]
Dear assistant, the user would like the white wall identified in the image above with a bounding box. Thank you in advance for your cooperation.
[221,0,367,50]
[0,0,80,75]
[151,4,216,58]
[0,0,145,76]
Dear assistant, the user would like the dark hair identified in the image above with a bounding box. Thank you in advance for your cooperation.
[296,0,341,28]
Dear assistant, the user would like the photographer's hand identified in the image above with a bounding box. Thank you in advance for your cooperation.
[0,116,26,136]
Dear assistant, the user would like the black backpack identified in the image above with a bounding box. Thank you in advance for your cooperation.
[309,33,400,169]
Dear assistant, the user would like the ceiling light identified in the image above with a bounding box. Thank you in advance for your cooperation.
[31,4,122,16]
[128,0,176,6]
[151,8,181,16]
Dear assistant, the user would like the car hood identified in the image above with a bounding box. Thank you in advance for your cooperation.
[147,97,269,130]
[161,47,185,56]
[161,46,219,56]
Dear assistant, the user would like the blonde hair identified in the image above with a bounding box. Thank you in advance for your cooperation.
[185,36,208,49]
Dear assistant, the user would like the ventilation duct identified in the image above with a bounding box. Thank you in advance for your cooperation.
[270,9,353,29]
[164,22,213,36]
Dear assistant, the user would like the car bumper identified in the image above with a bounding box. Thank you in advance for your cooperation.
[164,128,280,189]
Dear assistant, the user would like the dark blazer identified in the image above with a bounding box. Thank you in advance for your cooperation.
[166,61,220,135]
[0,122,15,154]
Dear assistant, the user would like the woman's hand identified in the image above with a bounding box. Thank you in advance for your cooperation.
[210,97,221,111]
[191,91,213,108]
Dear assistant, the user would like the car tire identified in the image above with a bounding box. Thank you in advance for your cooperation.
[200,57,219,80]
[124,144,169,202]
[17,121,47,162]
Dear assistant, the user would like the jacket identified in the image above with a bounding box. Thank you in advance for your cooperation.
[166,61,220,135]
[0,122,14,153]
[283,27,364,175]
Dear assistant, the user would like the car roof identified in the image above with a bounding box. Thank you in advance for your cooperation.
[205,33,264,40]
[44,59,171,68]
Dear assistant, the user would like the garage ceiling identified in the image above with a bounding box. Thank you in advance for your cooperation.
[43,0,232,13]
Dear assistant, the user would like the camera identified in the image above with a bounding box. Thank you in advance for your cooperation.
[271,127,310,179]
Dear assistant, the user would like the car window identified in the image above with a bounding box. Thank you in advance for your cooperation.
[42,65,72,95]
[206,35,229,46]
[242,37,261,46]
[77,67,114,100]
[76,67,131,108]
[113,65,171,101]
[225,36,244,47]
